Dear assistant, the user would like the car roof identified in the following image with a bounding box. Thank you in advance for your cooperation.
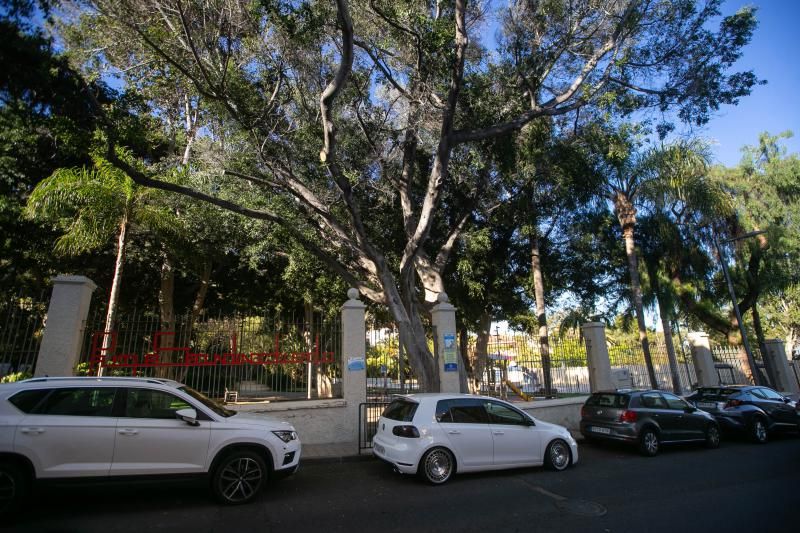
[0,376,184,391]
[394,393,510,403]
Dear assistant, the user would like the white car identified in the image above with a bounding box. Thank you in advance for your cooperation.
[372,393,578,484]
[0,377,301,511]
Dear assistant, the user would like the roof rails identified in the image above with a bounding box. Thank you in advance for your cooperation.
[22,376,175,386]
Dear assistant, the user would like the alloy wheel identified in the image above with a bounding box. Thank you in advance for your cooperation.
[548,440,570,470]
[753,419,768,443]
[218,457,264,504]
[0,470,16,513]
[642,431,659,456]
[423,449,453,484]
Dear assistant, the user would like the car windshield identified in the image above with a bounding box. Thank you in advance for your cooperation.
[586,393,629,408]
[178,386,236,418]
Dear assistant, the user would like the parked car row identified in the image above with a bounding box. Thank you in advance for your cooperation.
[580,386,800,456]
[2,377,798,516]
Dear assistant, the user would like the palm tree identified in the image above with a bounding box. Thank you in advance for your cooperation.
[26,155,174,375]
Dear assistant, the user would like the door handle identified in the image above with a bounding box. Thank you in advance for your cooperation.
[447,430,461,435]
[118,428,139,436]
[20,427,45,435]
[493,431,505,435]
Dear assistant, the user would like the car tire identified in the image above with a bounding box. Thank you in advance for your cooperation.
[0,461,29,516]
[418,447,455,485]
[749,417,768,444]
[705,424,721,449]
[211,450,268,505]
[639,428,660,457]
[544,439,572,471]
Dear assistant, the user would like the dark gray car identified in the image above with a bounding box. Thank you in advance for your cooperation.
[580,390,720,456]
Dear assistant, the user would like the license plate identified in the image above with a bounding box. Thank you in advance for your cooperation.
[697,402,717,409]
[373,443,385,455]
[590,426,611,434]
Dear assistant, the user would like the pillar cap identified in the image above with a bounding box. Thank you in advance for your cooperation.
[52,275,97,291]
[342,288,366,310]
[581,322,605,329]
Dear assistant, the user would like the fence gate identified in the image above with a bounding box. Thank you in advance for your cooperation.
[358,401,391,452]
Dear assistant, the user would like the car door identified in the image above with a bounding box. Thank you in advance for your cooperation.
[110,387,211,475]
[662,392,705,440]
[484,400,541,467]
[14,387,118,478]
[753,387,797,426]
[639,392,678,441]
[436,398,494,468]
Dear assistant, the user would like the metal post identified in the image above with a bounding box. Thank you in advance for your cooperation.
[713,237,762,386]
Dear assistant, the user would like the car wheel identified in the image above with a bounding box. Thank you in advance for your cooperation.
[749,418,768,444]
[705,424,721,449]
[0,462,29,515]
[544,439,571,471]
[419,447,455,485]
[211,450,268,505]
[639,428,659,457]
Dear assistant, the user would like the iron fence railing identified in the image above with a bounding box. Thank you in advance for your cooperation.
[366,322,420,399]
[81,308,342,402]
[358,401,391,452]
[0,294,47,378]
[711,345,767,386]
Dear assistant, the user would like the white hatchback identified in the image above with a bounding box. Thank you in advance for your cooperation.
[372,393,578,484]
[0,377,301,512]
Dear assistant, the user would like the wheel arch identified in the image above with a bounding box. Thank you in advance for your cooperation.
[416,444,458,476]
[544,437,573,466]
[0,453,35,482]
[209,443,275,476]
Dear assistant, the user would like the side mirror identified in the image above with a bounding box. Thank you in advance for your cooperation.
[176,408,200,426]
[684,406,697,413]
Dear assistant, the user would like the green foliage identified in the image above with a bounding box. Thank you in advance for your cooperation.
[0,371,33,383]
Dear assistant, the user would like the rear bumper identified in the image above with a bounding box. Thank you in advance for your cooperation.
[580,420,638,443]
[372,435,420,475]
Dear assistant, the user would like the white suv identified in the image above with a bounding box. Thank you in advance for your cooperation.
[0,377,301,511]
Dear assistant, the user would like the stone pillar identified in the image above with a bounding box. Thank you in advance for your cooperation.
[581,322,614,392]
[687,332,719,388]
[341,288,367,440]
[431,293,460,393]
[762,340,800,394]
[34,275,97,377]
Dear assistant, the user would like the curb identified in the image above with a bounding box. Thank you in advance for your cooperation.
[301,453,376,465]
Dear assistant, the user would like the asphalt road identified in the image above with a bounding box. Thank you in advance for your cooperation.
[8,434,799,533]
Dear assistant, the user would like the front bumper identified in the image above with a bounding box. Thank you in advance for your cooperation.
[274,440,302,473]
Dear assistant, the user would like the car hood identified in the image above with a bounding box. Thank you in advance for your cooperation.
[533,418,571,435]
[224,412,296,431]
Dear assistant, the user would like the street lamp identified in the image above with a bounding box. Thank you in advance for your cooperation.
[713,229,768,386]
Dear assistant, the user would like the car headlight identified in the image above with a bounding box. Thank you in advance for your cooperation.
[272,430,298,442]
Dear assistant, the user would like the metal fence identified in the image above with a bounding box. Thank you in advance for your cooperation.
[479,331,591,399]
[607,336,698,392]
[0,294,47,379]
[81,308,342,402]
[711,344,766,386]
[358,401,391,451]
[366,323,420,399]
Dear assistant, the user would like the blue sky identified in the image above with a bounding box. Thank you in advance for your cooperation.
[702,0,800,165]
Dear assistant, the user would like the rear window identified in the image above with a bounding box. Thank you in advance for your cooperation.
[8,389,50,413]
[382,399,418,422]
[695,388,740,401]
[586,393,630,408]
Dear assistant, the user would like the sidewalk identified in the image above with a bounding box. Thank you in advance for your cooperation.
[301,441,374,464]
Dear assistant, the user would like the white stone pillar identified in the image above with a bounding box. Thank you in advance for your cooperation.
[34,275,97,377]
[581,322,614,392]
[341,288,367,441]
[688,332,719,388]
[431,293,460,393]
[762,339,799,394]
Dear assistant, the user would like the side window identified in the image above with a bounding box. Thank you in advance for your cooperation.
[8,389,51,413]
[124,388,192,419]
[640,393,668,409]
[38,388,116,417]
[749,388,767,400]
[661,393,688,410]
[485,401,529,426]
[437,399,488,424]
[758,388,784,401]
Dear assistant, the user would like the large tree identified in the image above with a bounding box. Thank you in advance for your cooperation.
[67,0,759,391]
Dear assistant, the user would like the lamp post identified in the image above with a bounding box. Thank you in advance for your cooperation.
[713,230,768,386]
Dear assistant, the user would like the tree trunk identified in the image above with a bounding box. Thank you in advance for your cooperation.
[752,302,776,388]
[656,296,683,394]
[175,258,212,383]
[531,234,554,397]
[98,213,129,376]
[614,193,658,389]
[473,311,492,393]
[156,251,176,378]
[459,328,475,392]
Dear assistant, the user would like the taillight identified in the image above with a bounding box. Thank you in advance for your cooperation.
[619,410,637,423]
[580,405,587,418]
[725,399,743,408]
[392,425,420,438]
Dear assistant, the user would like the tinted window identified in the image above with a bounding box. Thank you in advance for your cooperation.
[749,388,767,400]
[695,388,740,401]
[8,389,50,413]
[640,393,668,409]
[485,401,529,426]
[436,399,489,424]
[38,388,116,417]
[662,392,688,410]
[124,388,192,419]
[586,394,629,408]
[383,399,418,422]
